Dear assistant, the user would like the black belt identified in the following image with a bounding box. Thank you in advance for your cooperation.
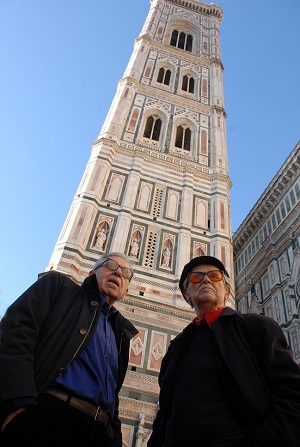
[44,388,111,431]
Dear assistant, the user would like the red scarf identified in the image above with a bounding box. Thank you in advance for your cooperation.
[192,307,224,329]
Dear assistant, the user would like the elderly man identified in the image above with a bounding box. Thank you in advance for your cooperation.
[0,252,137,447]
[148,255,300,447]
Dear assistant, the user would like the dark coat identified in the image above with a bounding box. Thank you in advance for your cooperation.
[148,307,300,447]
[0,271,138,446]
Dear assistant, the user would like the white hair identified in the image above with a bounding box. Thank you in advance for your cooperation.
[92,252,132,271]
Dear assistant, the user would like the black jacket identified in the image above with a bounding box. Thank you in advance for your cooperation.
[148,307,300,447]
[0,271,138,446]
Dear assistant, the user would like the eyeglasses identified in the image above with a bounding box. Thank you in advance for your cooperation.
[94,258,133,280]
[188,270,224,284]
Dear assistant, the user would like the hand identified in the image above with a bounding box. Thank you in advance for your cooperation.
[1,407,26,431]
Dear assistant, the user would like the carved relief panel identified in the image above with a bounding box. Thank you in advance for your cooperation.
[147,330,167,372]
[129,327,148,368]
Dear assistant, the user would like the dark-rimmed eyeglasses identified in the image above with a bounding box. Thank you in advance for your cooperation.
[94,258,133,280]
[188,270,224,284]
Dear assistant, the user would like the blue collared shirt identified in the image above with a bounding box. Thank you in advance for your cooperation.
[55,294,118,418]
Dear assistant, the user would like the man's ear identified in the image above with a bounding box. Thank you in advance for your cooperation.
[89,270,94,277]
[225,285,230,299]
[184,289,190,300]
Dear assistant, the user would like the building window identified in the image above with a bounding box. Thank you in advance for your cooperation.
[175,125,191,151]
[276,208,281,225]
[263,225,268,239]
[143,116,162,141]
[157,67,171,85]
[295,182,300,200]
[255,235,259,251]
[290,189,296,206]
[170,30,193,52]
[285,196,291,213]
[182,75,194,93]
[280,202,286,218]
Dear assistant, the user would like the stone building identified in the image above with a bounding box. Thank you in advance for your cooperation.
[233,142,300,364]
[46,0,232,444]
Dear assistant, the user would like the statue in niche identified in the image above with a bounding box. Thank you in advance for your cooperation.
[95,228,107,250]
[162,246,171,267]
[138,411,145,427]
[130,240,140,257]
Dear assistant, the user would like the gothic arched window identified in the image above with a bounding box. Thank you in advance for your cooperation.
[170,30,193,52]
[157,67,171,85]
[143,116,162,141]
[175,125,191,151]
[182,75,194,93]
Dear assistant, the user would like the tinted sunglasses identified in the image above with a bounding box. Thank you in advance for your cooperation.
[95,258,133,280]
[188,270,224,284]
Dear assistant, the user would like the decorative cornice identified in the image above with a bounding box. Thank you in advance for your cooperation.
[92,137,232,188]
[122,294,193,319]
[165,0,223,21]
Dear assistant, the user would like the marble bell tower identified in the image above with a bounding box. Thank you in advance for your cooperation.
[46,0,232,444]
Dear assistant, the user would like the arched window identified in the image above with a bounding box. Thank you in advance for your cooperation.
[175,125,191,151]
[186,34,193,52]
[170,30,193,52]
[182,75,194,93]
[143,116,162,141]
[170,30,178,47]
[157,68,171,85]
[178,32,186,49]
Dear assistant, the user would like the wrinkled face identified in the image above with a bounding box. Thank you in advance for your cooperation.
[93,255,131,303]
[184,264,229,311]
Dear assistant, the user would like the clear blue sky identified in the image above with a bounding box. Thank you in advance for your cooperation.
[0,0,299,315]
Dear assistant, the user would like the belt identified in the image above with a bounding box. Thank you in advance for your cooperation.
[44,388,110,428]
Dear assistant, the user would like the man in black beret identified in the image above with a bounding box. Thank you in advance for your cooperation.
[148,255,300,447]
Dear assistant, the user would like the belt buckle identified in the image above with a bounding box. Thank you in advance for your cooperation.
[94,405,101,421]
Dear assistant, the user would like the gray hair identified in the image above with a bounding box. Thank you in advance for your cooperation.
[92,252,133,272]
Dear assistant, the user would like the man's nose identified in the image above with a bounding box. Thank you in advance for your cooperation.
[202,273,211,283]
[113,268,122,277]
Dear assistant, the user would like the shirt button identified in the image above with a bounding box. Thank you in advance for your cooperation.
[80,328,87,335]
[91,300,98,307]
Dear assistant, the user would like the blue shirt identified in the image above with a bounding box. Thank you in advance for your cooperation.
[55,294,118,418]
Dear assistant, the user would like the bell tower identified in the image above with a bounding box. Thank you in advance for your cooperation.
[47,0,232,443]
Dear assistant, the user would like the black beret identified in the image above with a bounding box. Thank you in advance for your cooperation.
[179,255,230,300]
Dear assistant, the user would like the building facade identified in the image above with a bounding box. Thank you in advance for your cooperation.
[233,142,300,364]
[46,1,232,444]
